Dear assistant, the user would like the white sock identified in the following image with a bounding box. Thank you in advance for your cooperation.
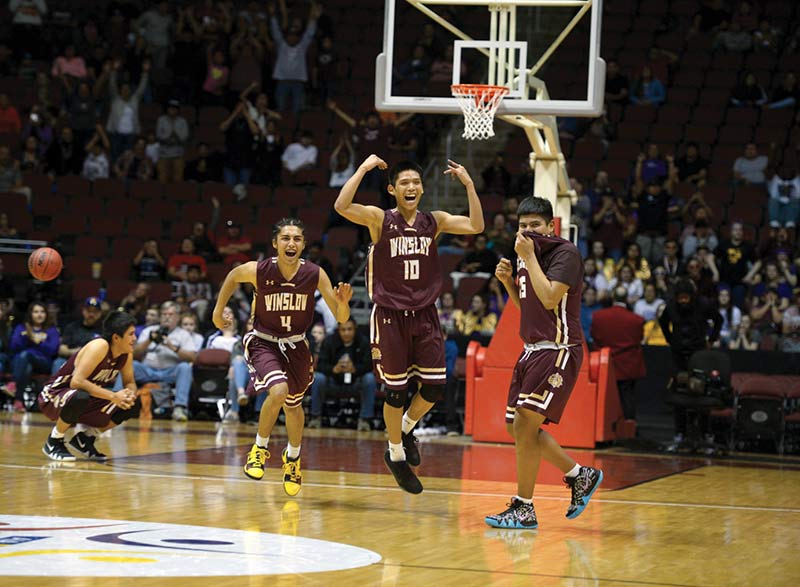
[286,443,300,460]
[565,464,581,478]
[82,426,100,438]
[51,426,65,440]
[388,441,405,462]
[515,495,533,505]
[401,413,418,435]
[256,434,269,449]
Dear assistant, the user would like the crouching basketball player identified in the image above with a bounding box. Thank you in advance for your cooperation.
[39,311,138,461]
[212,218,352,496]
[485,197,603,529]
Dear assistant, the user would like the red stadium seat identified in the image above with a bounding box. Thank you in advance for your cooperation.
[75,235,109,258]
[129,179,163,201]
[57,175,91,198]
[93,178,126,201]
[89,214,125,238]
[164,181,200,202]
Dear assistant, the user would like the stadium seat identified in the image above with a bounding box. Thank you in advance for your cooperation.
[93,178,126,201]
[89,214,125,238]
[164,181,200,202]
[57,175,91,198]
[129,179,163,201]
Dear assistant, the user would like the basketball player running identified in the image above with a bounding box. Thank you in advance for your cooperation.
[39,311,138,461]
[212,218,352,496]
[485,196,603,529]
[335,155,484,494]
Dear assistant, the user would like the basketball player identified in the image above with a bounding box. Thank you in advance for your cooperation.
[335,155,484,494]
[38,311,138,461]
[211,218,352,496]
[485,196,603,529]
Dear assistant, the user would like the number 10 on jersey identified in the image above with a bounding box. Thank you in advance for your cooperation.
[403,259,419,280]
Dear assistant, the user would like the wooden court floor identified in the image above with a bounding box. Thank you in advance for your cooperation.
[1,412,799,587]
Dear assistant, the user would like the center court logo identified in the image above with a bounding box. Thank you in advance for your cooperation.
[0,515,381,577]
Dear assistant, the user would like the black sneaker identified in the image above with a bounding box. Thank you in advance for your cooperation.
[485,498,538,529]
[401,431,420,466]
[69,432,107,461]
[43,436,76,462]
[383,450,423,494]
[564,466,603,519]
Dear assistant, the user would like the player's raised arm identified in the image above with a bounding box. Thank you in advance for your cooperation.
[334,154,387,237]
[432,160,484,236]
[495,257,521,309]
[317,269,352,324]
[212,261,258,329]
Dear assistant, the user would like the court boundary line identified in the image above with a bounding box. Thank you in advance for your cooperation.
[4,462,799,514]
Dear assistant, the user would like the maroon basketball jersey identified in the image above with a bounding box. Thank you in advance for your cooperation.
[367,209,442,310]
[516,233,584,345]
[254,257,320,337]
[44,342,128,393]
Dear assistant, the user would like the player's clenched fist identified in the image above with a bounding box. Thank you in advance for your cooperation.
[495,258,513,285]
[359,154,387,172]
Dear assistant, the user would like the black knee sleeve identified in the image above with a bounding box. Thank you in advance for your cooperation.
[111,398,141,425]
[384,386,408,408]
[60,390,91,424]
[419,384,444,403]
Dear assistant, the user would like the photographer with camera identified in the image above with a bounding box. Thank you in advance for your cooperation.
[132,301,197,422]
[658,279,723,450]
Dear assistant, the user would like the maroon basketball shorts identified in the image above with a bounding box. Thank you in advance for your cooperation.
[38,386,119,428]
[505,344,584,425]
[370,304,446,391]
[243,332,313,408]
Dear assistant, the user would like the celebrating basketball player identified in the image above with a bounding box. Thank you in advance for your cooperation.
[212,218,352,496]
[335,155,484,494]
[485,196,603,529]
[38,311,139,461]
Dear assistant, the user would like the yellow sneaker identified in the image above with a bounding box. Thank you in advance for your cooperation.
[281,449,302,496]
[243,443,269,480]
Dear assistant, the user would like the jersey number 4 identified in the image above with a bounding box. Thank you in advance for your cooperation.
[403,259,419,280]
[281,315,292,332]
[519,275,527,299]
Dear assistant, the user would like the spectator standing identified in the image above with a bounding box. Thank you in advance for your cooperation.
[0,94,22,135]
[185,142,223,183]
[81,126,110,181]
[481,153,512,196]
[132,301,197,422]
[51,297,103,374]
[9,301,59,413]
[634,282,665,322]
[591,286,646,420]
[329,135,355,189]
[636,145,671,185]
[132,238,166,282]
[716,287,742,348]
[216,221,252,266]
[591,192,627,261]
[174,265,214,323]
[715,222,753,306]
[135,1,173,69]
[767,166,800,228]
[281,130,318,178]
[46,127,84,176]
[156,99,190,183]
[449,233,498,289]
[114,136,154,181]
[308,319,376,432]
[51,44,88,84]
[269,0,320,113]
[67,80,101,150]
[106,61,150,161]
[201,46,230,106]
[630,65,665,106]
[9,0,47,59]
[167,238,208,282]
[220,102,257,185]
[633,179,671,265]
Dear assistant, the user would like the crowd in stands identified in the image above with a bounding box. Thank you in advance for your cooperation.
[1,0,800,433]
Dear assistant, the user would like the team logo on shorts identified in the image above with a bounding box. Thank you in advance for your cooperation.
[547,373,564,389]
[371,348,382,360]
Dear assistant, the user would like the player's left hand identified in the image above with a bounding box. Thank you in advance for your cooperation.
[443,159,473,186]
[334,282,353,304]
[514,232,535,259]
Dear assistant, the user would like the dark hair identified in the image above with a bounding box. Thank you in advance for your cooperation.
[517,196,554,222]
[389,160,423,185]
[187,264,201,272]
[272,217,306,239]
[25,301,52,329]
[103,311,136,342]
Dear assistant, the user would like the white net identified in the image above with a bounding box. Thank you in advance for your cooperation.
[451,84,509,140]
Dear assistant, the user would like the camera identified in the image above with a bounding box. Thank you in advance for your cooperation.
[150,326,170,344]
[686,368,728,401]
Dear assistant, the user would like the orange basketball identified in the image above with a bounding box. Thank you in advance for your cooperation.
[28,247,63,282]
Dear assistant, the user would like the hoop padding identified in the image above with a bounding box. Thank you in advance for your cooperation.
[451,84,509,140]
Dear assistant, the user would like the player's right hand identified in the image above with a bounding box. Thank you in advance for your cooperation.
[114,390,136,410]
[495,258,513,284]
[212,309,231,331]
[360,154,387,172]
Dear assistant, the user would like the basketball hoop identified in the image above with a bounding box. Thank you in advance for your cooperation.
[451,84,509,140]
